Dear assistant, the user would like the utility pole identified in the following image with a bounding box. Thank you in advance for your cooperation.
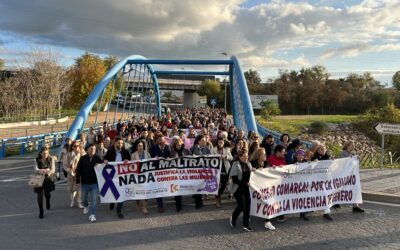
[221,52,228,112]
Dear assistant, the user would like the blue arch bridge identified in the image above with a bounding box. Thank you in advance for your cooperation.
[65,54,272,143]
[0,55,284,159]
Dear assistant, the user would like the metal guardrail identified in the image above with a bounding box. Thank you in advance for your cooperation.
[256,122,312,149]
[0,126,102,160]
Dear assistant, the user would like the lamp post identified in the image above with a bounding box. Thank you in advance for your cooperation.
[221,52,228,112]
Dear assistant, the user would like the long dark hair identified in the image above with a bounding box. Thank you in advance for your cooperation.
[193,134,205,146]
[36,146,51,161]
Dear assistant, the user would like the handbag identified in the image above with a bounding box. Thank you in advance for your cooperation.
[28,174,45,188]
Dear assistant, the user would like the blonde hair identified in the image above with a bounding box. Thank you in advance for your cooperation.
[309,140,321,153]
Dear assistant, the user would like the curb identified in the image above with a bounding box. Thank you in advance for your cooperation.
[362,192,400,204]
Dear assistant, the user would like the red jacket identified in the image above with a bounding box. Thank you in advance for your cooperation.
[268,154,286,167]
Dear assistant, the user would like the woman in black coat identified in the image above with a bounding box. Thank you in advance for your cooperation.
[34,147,56,219]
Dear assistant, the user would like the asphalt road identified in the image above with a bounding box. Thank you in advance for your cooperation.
[1,163,399,250]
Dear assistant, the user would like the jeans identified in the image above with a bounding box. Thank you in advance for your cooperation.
[80,183,99,215]
[232,186,251,227]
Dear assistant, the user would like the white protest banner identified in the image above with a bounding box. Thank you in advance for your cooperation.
[250,157,362,219]
[95,155,222,203]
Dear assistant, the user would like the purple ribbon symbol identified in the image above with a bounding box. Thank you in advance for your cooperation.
[100,165,120,200]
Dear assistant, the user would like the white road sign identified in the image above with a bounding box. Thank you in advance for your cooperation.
[373,123,400,135]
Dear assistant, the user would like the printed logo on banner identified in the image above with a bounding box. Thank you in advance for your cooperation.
[125,187,135,198]
[170,184,179,193]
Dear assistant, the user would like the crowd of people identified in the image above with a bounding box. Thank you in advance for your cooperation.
[33,107,364,231]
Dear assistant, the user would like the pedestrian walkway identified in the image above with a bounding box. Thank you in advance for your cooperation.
[360,168,400,204]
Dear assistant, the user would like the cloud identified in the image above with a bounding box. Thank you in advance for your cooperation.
[291,54,311,67]
[0,0,399,73]
[320,43,400,59]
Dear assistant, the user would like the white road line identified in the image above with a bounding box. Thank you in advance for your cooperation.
[364,200,400,207]
[0,176,29,182]
[0,213,32,218]
[0,165,33,172]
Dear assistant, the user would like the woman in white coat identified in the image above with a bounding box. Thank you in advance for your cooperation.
[211,137,233,208]
[131,140,151,215]
[63,140,85,208]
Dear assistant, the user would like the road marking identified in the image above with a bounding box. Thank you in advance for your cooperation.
[364,200,400,207]
[0,176,28,182]
[0,213,32,218]
[0,165,33,172]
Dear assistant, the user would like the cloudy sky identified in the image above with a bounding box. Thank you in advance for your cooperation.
[0,0,399,85]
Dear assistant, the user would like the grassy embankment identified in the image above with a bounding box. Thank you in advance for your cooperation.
[257,115,400,168]
[257,115,359,136]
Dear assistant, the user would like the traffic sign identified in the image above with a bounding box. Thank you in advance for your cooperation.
[210,98,217,108]
[373,123,400,135]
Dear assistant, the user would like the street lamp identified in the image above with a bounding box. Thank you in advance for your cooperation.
[221,52,228,112]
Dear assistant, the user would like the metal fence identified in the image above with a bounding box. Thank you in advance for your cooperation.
[0,126,100,160]
[358,151,400,169]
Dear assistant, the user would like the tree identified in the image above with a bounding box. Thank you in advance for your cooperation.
[393,71,400,91]
[260,100,280,122]
[0,58,4,70]
[198,79,222,105]
[162,92,173,103]
[244,69,262,85]
[0,49,72,120]
[104,55,119,70]
[66,53,107,109]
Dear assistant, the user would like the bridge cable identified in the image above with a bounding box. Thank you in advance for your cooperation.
[127,64,138,119]
[93,88,106,129]
[133,64,143,115]
[121,64,133,121]
[105,74,117,125]
[145,66,151,115]
[113,67,125,125]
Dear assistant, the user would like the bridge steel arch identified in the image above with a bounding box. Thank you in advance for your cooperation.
[65,55,258,142]
[65,55,161,141]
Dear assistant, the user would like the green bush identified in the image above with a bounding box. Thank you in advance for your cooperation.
[352,103,400,152]
[310,121,328,134]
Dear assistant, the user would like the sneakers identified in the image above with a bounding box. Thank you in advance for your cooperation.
[88,215,96,222]
[70,200,74,208]
[83,207,89,214]
[353,206,365,213]
[264,221,276,230]
[78,203,84,209]
[230,216,236,228]
[243,226,253,232]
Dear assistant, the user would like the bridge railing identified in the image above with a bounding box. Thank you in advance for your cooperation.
[0,126,103,160]
[256,122,312,149]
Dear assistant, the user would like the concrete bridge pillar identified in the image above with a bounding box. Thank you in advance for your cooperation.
[183,90,201,108]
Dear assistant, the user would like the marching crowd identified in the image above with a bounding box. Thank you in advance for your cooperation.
[33,107,364,231]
